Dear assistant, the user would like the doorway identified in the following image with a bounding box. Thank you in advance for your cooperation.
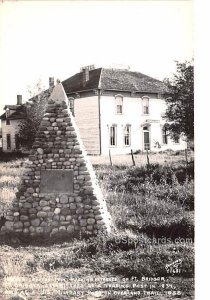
[143,125,150,150]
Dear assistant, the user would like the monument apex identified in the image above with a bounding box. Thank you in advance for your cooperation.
[2,83,112,236]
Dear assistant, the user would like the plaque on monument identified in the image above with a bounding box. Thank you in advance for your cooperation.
[40,170,74,193]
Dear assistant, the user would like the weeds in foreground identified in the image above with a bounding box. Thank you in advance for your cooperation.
[99,164,194,210]
[0,157,194,299]
[0,233,194,280]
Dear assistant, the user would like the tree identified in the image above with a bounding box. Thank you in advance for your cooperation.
[26,78,46,99]
[18,80,49,149]
[164,60,194,141]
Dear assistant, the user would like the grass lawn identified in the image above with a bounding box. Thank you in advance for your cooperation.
[0,153,194,300]
[89,150,193,168]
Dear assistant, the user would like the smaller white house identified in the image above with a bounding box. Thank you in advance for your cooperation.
[0,96,26,152]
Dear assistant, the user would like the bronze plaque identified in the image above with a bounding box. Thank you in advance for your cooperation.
[40,170,74,193]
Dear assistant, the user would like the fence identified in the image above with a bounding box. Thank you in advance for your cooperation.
[90,149,194,168]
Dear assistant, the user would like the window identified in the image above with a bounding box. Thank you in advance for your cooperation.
[68,97,75,116]
[15,134,20,149]
[124,125,131,146]
[6,109,10,125]
[6,109,9,118]
[115,95,123,114]
[7,134,11,150]
[162,125,169,144]
[173,135,180,144]
[142,97,149,115]
[110,125,117,146]
[116,105,123,114]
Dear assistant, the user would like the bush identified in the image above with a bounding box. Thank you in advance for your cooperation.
[26,234,194,279]
[91,243,194,279]
[132,176,194,210]
[106,191,194,238]
[0,152,28,162]
[98,162,194,194]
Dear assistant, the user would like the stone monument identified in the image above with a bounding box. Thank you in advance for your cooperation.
[2,82,111,236]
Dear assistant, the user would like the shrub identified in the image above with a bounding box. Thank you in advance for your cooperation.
[132,176,194,210]
[93,243,194,279]
[97,162,194,193]
[106,191,194,238]
[0,152,28,162]
[25,234,194,279]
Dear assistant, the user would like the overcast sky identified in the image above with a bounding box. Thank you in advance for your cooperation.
[0,0,193,114]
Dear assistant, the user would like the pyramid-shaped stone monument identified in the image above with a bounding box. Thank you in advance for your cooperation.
[2,83,111,236]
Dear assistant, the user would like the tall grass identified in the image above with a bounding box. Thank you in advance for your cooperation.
[0,175,21,188]
[0,188,16,215]
[0,160,25,216]
[0,162,25,177]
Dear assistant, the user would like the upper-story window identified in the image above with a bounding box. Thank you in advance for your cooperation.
[115,95,123,114]
[124,125,131,146]
[142,96,149,115]
[68,97,75,116]
[162,124,169,144]
[6,109,10,125]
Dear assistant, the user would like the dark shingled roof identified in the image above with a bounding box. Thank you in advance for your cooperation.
[0,68,169,121]
[62,68,169,94]
[4,105,20,110]
[62,68,101,94]
[0,112,6,120]
[99,69,169,93]
[0,105,27,120]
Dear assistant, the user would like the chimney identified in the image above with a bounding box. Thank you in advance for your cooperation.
[17,95,22,105]
[49,77,54,88]
[82,68,89,85]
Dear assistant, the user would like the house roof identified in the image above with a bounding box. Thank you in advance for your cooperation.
[62,68,101,94]
[62,68,169,94]
[0,67,169,121]
[4,105,20,110]
[0,105,27,120]
[0,112,6,120]
[100,69,169,93]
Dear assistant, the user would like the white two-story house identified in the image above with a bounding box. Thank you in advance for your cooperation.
[0,66,187,155]
[62,66,186,155]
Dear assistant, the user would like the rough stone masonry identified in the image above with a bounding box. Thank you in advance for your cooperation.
[2,83,111,236]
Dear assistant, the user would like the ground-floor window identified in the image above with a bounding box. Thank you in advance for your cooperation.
[7,134,11,150]
[15,134,20,149]
[124,125,131,146]
[110,125,117,146]
[68,97,75,116]
[162,125,169,144]
[173,135,180,144]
